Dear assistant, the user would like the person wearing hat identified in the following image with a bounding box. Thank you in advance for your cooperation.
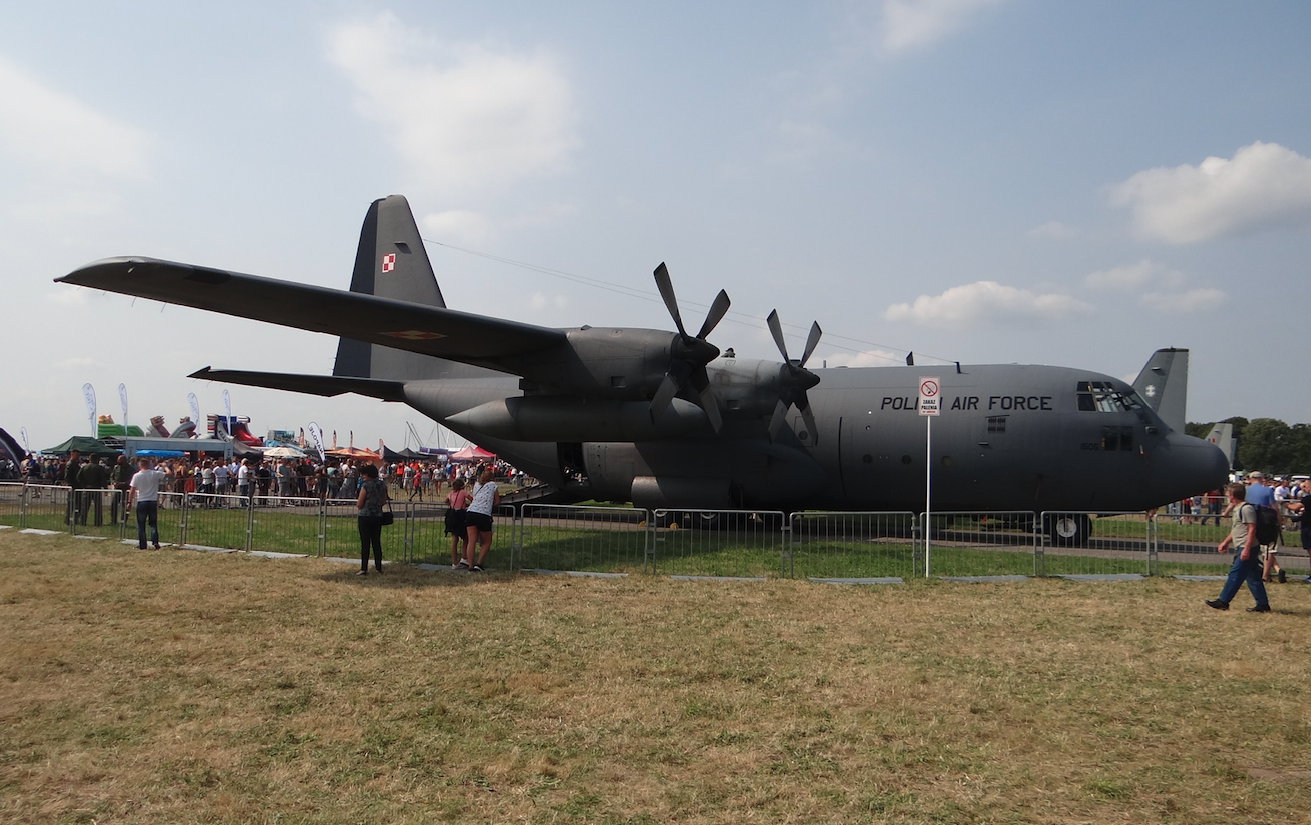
[1208,482,1272,612]
[1244,472,1285,583]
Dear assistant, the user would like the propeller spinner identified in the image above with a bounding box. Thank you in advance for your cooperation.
[650,262,730,432]
[766,309,822,445]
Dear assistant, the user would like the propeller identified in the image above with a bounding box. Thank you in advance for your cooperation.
[650,262,730,432]
[766,309,822,445]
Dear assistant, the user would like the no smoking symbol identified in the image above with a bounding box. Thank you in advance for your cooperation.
[920,380,939,397]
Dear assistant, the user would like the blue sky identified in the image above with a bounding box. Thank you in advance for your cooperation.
[3,1,1309,452]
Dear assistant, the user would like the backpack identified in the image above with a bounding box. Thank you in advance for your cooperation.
[1251,504,1281,545]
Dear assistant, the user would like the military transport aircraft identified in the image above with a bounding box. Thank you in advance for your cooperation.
[57,195,1228,544]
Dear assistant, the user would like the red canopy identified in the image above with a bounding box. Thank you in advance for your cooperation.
[449,445,495,461]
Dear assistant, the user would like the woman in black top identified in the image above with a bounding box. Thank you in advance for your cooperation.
[356,463,389,575]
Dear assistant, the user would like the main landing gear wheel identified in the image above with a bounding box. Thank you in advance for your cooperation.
[1044,513,1091,547]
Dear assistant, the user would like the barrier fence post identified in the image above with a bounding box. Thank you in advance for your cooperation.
[245,487,256,553]
[781,515,794,578]
[1147,514,1158,577]
[19,483,27,529]
[645,511,656,575]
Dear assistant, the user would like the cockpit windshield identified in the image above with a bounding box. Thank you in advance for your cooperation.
[1076,381,1145,413]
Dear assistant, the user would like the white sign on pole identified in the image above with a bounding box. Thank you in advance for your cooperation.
[918,376,941,416]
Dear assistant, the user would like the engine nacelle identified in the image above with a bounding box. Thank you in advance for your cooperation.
[445,396,707,442]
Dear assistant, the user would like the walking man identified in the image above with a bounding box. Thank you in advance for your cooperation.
[128,458,167,550]
[1207,482,1271,613]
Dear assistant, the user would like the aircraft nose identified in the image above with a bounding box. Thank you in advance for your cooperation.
[1157,431,1229,501]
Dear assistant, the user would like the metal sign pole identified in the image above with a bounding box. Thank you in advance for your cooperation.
[925,413,931,578]
[917,376,941,579]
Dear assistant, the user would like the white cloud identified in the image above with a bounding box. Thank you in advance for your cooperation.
[1027,220,1077,240]
[1084,259,1184,291]
[885,280,1092,324]
[1138,288,1226,314]
[0,55,152,179]
[823,349,903,367]
[1082,259,1222,314]
[1109,141,1311,244]
[325,13,579,195]
[880,0,1005,53]
[423,209,496,245]
[529,292,567,310]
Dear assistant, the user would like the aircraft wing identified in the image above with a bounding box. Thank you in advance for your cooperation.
[187,367,408,402]
[57,257,566,363]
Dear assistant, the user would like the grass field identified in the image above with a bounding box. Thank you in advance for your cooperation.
[2,529,1309,824]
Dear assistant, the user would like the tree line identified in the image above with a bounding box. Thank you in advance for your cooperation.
[1184,418,1311,475]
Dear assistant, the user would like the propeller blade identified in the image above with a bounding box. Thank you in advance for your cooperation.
[767,399,788,441]
[799,398,819,447]
[695,289,731,340]
[653,262,688,338]
[799,321,822,368]
[649,372,681,422]
[698,382,723,432]
[766,309,789,362]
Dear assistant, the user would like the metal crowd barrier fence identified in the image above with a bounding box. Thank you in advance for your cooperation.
[923,511,1040,578]
[1036,511,1155,577]
[648,509,789,578]
[516,504,648,574]
[3,484,1272,582]
[790,511,920,581]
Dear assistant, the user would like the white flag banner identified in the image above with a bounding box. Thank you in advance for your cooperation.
[20,428,29,452]
[82,383,97,437]
[188,393,200,433]
[222,389,232,429]
[118,383,129,430]
[307,422,326,462]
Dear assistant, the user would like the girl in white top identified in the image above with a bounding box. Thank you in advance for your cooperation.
[463,468,500,571]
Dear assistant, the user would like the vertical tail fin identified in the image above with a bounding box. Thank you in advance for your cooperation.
[334,195,491,381]
[1132,348,1188,432]
[1205,422,1235,470]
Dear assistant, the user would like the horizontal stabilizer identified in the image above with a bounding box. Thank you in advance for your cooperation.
[58,258,566,370]
[188,367,407,402]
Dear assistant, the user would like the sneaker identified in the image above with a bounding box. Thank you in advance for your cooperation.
[356,570,368,576]
[456,559,470,569]
[472,564,484,572]
[1246,605,1272,613]
[1304,576,1311,584]
[1278,569,1287,584]
[1205,599,1229,611]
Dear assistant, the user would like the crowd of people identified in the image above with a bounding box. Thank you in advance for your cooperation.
[1206,472,1311,613]
[11,449,530,575]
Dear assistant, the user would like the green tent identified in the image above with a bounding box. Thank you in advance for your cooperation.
[41,436,121,456]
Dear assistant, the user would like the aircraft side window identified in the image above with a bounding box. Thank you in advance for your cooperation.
[1101,425,1135,451]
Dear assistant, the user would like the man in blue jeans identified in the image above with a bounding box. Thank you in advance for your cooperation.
[127,458,167,550]
[1207,482,1271,613]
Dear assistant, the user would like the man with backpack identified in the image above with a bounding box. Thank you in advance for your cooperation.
[1207,483,1272,612]
[1244,472,1286,583]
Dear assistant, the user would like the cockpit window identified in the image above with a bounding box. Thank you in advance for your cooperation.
[1076,381,1144,413]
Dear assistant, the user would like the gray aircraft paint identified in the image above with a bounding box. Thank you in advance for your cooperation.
[57,196,1228,522]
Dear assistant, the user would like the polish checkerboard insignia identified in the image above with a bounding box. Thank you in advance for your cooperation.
[381,253,396,272]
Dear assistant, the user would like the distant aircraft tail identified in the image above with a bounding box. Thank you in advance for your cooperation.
[1204,422,1235,469]
[1132,348,1188,433]
[333,195,493,382]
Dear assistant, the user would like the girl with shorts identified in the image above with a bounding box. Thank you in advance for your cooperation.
[464,468,500,572]
[445,478,471,568]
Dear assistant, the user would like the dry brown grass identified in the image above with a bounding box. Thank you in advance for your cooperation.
[1,529,1309,824]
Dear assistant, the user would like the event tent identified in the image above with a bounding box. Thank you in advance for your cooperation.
[449,445,495,461]
[41,436,121,456]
